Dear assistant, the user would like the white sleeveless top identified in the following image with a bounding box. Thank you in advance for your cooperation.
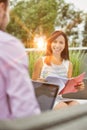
[40,57,69,79]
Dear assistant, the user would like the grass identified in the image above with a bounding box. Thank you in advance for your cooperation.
[70,50,85,76]
[28,51,45,77]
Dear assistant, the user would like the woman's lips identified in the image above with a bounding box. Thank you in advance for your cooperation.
[53,47,61,52]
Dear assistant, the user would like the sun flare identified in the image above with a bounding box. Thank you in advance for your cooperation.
[34,35,47,49]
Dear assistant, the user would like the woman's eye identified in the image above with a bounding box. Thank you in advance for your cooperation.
[54,40,57,43]
[59,41,64,44]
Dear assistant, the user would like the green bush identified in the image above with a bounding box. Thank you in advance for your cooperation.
[70,50,85,77]
[28,51,44,77]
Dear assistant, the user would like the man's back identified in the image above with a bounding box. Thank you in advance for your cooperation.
[0,31,40,119]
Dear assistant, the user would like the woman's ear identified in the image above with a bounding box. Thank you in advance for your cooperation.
[0,2,6,22]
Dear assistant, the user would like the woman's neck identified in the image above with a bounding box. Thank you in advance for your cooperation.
[51,55,63,65]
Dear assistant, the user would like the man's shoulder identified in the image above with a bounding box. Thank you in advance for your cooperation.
[0,31,25,52]
[0,31,20,43]
[0,31,26,59]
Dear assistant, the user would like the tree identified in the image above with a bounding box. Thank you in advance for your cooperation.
[55,0,84,46]
[7,0,84,47]
[82,14,87,46]
[7,0,58,47]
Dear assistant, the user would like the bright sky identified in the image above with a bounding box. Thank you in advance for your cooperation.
[65,0,87,12]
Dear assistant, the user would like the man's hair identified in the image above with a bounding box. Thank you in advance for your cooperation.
[0,0,9,7]
[0,0,8,2]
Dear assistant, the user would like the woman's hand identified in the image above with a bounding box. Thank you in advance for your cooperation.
[75,82,85,91]
[37,78,47,82]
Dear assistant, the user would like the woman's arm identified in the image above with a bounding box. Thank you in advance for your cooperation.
[32,58,43,80]
[67,61,73,78]
[68,61,84,91]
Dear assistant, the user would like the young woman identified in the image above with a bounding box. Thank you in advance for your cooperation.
[32,30,84,110]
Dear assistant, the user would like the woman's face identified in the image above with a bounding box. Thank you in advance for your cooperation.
[51,35,65,56]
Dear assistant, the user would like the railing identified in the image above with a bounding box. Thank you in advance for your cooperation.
[25,47,87,52]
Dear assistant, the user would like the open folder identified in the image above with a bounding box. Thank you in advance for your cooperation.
[45,72,85,95]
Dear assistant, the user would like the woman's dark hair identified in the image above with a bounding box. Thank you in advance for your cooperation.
[45,30,69,65]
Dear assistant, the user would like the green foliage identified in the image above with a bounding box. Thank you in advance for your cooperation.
[28,51,45,77]
[55,1,84,46]
[69,50,85,76]
[82,15,87,46]
[7,0,85,47]
[79,53,87,77]
[7,0,58,47]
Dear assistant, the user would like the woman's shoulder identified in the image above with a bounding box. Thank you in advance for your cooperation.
[63,59,69,65]
[63,59,72,64]
[65,60,73,70]
[35,56,46,65]
[63,59,73,71]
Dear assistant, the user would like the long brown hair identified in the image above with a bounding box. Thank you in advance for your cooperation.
[44,30,69,65]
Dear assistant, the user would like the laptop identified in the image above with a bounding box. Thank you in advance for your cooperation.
[32,80,59,112]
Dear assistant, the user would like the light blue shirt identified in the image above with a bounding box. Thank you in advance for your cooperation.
[0,31,40,119]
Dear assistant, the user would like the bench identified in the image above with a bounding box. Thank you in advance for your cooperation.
[0,104,87,130]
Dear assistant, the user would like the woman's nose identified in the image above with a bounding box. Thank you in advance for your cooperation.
[55,43,60,47]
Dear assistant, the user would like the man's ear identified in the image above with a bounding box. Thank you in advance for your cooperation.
[0,2,6,11]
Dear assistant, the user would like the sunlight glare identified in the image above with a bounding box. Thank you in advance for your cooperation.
[34,35,47,49]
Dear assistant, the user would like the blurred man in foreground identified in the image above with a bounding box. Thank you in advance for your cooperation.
[0,0,40,119]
